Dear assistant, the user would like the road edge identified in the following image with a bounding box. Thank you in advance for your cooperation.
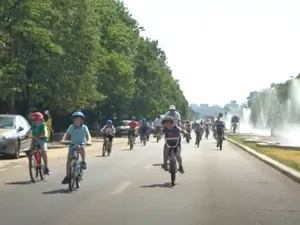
[226,136,300,184]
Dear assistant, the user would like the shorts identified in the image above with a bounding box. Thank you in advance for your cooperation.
[35,139,48,152]
[104,134,113,142]
[155,126,161,133]
[68,144,85,155]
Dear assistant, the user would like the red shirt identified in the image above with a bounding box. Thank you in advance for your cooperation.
[128,121,139,129]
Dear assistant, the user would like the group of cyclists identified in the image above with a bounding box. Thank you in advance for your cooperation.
[28,105,226,185]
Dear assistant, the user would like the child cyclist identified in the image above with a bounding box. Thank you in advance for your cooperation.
[60,111,92,184]
[161,116,187,173]
[30,112,50,174]
[101,120,115,150]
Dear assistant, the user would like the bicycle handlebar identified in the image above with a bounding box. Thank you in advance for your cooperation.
[61,141,92,146]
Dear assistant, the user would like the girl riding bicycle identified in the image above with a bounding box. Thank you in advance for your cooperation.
[30,112,50,175]
[101,120,116,143]
[60,111,92,184]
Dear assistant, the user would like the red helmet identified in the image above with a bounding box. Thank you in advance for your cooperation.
[32,112,44,120]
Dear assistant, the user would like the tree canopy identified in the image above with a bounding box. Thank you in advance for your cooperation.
[0,0,189,125]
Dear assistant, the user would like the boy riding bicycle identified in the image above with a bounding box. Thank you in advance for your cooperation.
[161,116,187,173]
[60,111,92,184]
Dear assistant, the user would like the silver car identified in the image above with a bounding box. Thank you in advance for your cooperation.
[0,114,32,158]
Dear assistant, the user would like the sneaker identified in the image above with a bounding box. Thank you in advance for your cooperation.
[43,167,50,175]
[61,176,69,184]
[178,166,185,174]
[81,161,87,170]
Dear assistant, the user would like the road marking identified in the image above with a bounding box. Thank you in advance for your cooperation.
[0,168,7,172]
[13,165,23,168]
[111,181,132,195]
[144,164,152,169]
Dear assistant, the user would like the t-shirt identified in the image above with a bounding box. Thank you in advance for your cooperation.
[32,123,48,142]
[163,125,181,146]
[128,121,139,129]
[164,111,181,126]
[67,124,90,145]
[154,117,163,127]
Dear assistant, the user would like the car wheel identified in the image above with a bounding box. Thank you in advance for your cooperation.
[13,140,20,159]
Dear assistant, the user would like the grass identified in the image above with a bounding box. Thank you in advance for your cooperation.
[226,134,300,172]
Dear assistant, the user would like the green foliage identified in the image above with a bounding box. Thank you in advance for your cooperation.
[0,0,189,121]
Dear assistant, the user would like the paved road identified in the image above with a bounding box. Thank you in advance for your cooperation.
[0,136,300,225]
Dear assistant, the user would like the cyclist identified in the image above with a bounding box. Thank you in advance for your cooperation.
[100,119,115,144]
[194,122,202,145]
[31,112,50,175]
[128,117,139,145]
[163,105,181,126]
[213,117,226,147]
[185,121,192,139]
[60,111,92,184]
[154,115,163,135]
[140,119,149,142]
[161,116,187,173]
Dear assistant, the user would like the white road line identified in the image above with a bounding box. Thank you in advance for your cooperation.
[0,168,7,172]
[144,164,152,169]
[13,165,23,168]
[111,181,132,195]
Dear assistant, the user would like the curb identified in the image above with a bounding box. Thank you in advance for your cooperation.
[226,136,300,184]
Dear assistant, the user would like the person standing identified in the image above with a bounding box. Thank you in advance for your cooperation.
[44,110,54,142]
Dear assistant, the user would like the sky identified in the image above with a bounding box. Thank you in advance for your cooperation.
[123,0,300,106]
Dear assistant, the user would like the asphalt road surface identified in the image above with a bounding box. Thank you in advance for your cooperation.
[0,136,300,225]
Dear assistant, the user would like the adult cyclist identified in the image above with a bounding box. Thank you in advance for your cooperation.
[213,117,226,147]
[154,114,163,136]
[140,119,149,143]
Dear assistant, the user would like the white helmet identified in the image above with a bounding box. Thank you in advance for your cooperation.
[44,110,50,115]
[169,105,176,110]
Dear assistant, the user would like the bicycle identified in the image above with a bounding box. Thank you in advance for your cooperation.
[165,137,181,186]
[66,142,91,191]
[102,134,113,156]
[27,143,46,183]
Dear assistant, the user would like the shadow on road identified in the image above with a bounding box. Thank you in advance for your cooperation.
[152,163,163,166]
[121,148,132,151]
[140,183,174,188]
[43,188,70,194]
[5,180,33,185]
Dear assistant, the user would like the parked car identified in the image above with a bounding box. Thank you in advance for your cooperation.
[0,114,32,158]
[115,120,131,137]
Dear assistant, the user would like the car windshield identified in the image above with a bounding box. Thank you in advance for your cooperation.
[122,120,131,126]
[0,116,14,129]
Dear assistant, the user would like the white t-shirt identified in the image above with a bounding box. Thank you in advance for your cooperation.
[164,111,181,126]
[154,117,163,127]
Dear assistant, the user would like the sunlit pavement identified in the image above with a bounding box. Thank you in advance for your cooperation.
[0,136,300,225]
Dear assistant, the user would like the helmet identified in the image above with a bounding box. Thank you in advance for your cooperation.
[106,120,112,125]
[169,105,176,110]
[72,111,85,119]
[132,116,136,120]
[32,112,44,120]
[44,110,50,115]
[162,116,174,124]
[141,119,146,123]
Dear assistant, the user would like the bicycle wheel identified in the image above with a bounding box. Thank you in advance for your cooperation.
[108,142,112,155]
[68,160,77,191]
[143,137,146,146]
[171,172,176,186]
[196,135,200,147]
[129,138,133,150]
[76,163,82,189]
[157,136,159,142]
[29,153,38,183]
[37,152,45,180]
[219,139,223,150]
[102,142,106,156]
